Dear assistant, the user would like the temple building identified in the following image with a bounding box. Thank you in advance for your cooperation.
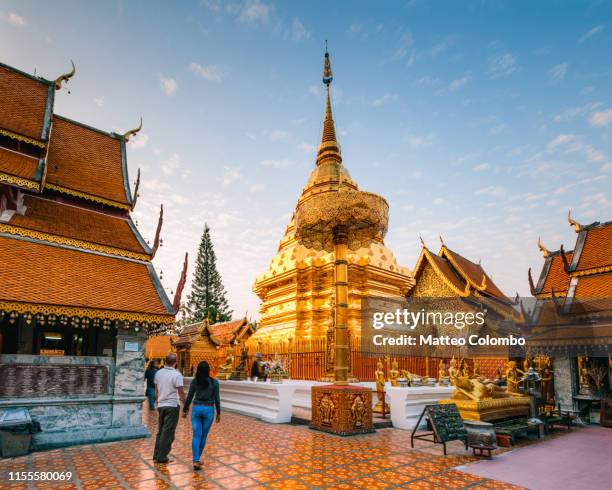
[250,55,414,346]
[406,239,522,378]
[172,317,254,376]
[0,60,184,450]
[526,213,611,422]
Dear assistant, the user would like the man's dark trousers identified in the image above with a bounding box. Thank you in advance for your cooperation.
[154,406,180,462]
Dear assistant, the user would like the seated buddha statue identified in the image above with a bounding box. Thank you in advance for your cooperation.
[216,352,234,379]
[505,360,521,394]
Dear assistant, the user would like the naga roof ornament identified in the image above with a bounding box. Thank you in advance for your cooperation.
[54,60,76,90]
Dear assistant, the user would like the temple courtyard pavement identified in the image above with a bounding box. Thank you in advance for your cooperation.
[1,407,610,490]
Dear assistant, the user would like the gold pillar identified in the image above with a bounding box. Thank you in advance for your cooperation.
[333,224,349,385]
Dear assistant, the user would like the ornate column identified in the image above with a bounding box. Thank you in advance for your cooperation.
[333,224,349,385]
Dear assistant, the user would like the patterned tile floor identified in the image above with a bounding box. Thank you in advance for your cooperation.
[0,407,530,489]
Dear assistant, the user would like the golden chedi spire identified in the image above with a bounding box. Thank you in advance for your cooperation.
[317,44,342,166]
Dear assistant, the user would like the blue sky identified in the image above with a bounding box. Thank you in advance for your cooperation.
[2,1,611,318]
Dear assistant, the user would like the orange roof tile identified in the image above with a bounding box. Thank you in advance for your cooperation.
[7,195,149,256]
[146,335,177,359]
[0,63,53,142]
[574,273,612,298]
[442,247,508,299]
[208,318,249,345]
[0,235,172,317]
[0,147,41,182]
[539,252,573,295]
[46,116,131,207]
[574,223,612,272]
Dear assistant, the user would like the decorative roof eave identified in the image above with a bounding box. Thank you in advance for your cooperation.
[0,222,152,261]
[415,247,470,297]
[0,300,175,328]
[44,182,132,210]
[119,137,134,207]
[0,172,41,192]
[570,264,612,277]
[126,216,153,256]
[0,127,47,148]
[439,246,484,293]
[145,262,175,316]
[472,290,523,323]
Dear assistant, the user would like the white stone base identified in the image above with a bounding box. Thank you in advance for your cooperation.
[387,386,454,430]
[219,380,297,423]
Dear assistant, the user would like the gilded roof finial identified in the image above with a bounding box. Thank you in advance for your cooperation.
[316,43,342,167]
[439,235,445,247]
[54,60,76,90]
[419,235,426,247]
[567,210,582,233]
[537,237,550,258]
[124,117,143,142]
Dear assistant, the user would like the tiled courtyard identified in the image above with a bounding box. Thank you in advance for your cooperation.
[1,407,529,490]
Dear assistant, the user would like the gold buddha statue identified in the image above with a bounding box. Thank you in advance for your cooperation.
[373,359,387,413]
[505,360,521,394]
[448,356,460,384]
[389,358,400,387]
[472,360,480,379]
[217,352,235,380]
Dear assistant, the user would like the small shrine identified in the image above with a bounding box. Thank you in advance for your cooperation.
[171,317,255,376]
[525,213,612,423]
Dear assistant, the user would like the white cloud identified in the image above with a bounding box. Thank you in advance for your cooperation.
[308,85,321,97]
[238,0,272,24]
[6,12,25,26]
[128,132,149,149]
[268,129,290,142]
[93,97,104,107]
[553,102,603,122]
[261,158,294,169]
[249,183,264,193]
[548,133,579,150]
[601,163,612,171]
[384,32,414,64]
[475,186,506,197]
[298,142,315,153]
[487,53,517,79]
[448,75,471,91]
[189,62,223,82]
[372,93,398,107]
[159,76,177,95]
[590,109,612,127]
[549,62,568,81]
[161,154,180,175]
[578,25,604,43]
[472,163,490,171]
[222,167,243,185]
[489,124,507,135]
[405,134,433,149]
[291,19,310,41]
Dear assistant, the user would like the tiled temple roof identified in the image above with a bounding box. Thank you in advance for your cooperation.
[4,194,150,259]
[0,147,42,183]
[208,318,250,345]
[46,115,132,208]
[0,234,173,324]
[535,251,573,296]
[0,62,53,144]
[570,221,612,273]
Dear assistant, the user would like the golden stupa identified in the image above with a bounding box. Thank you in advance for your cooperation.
[250,49,414,345]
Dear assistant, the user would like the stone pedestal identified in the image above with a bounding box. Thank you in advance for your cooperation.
[387,386,453,430]
[553,355,577,410]
[310,385,374,436]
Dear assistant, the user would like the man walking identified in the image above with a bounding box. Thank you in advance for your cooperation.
[153,353,185,464]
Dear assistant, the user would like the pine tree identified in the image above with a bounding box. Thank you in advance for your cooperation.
[185,224,232,324]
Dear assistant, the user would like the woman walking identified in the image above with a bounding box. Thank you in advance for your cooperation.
[182,361,220,470]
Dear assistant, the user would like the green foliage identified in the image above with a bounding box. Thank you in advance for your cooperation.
[184,224,232,324]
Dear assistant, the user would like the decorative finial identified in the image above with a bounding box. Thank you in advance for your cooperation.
[172,252,188,312]
[419,235,425,247]
[124,117,143,142]
[152,204,163,258]
[54,60,76,90]
[439,235,445,247]
[323,42,333,85]
[528,267,537,296]
[567,210,582,233]
[131,168,141,210]
[537,237,549,258]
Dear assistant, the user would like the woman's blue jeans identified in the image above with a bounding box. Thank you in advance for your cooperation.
[191,405,215,462]
[146,386,155,410]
